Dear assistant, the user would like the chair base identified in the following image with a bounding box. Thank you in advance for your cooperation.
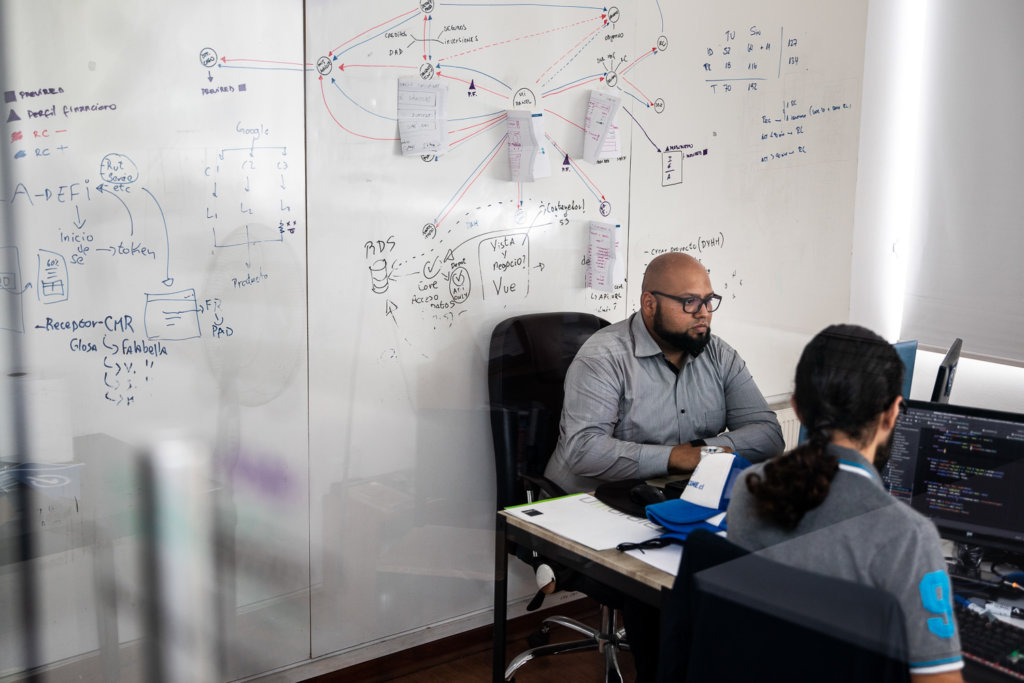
[504,608,628,682]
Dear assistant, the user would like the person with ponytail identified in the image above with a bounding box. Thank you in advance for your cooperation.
[727,324,964,682]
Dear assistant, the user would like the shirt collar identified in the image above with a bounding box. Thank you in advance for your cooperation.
[827,443,882,484]
[629,311,664,359]
[628,311,704,369]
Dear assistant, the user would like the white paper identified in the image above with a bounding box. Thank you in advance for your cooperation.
[397,77,449,156]
[505,493,662,551]
[583,90,621,163]
[587,221,616,291]
[626,543,684,575]
[599,122,621,160]
[506,110,550,181]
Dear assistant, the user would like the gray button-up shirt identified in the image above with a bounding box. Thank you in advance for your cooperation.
[544,312,784,493]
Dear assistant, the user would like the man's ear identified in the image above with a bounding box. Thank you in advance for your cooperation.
[880,397,902,432]
[640,291,656,316]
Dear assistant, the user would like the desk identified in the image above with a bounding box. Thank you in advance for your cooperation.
[493,510,1020,683]
[492,509,676,682]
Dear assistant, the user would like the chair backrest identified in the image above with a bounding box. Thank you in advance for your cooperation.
[488,312,609,510]
[658,528,911,683]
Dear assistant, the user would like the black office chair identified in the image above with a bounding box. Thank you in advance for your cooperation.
[657,528,910,683]
[488,312,623,682]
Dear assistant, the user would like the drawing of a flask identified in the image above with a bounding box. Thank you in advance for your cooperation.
[369,259,389,294]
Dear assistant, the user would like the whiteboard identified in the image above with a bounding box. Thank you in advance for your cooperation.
[1,0,868,676]
[1,1,310,677]
[628,0,868,400]
[305,0,867,658]
[304,0,636,655]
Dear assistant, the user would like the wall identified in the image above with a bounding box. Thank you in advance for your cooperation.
[851,0,1024,415]
[1,0,872,679]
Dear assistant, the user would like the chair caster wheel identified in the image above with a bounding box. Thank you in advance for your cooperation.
[526,623,551,648]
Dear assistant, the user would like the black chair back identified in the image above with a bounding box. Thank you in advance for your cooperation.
[658,528,911,683]
[488,312,609,510]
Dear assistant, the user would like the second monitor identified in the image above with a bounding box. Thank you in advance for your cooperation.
[930,338,963,404]
[884,399,1024,555]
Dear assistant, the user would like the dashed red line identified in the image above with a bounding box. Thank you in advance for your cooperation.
[442,16,601,63]
[537,22,607,84]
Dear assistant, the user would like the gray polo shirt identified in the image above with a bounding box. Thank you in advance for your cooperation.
[728,445,963,676]
[543,312,784,493]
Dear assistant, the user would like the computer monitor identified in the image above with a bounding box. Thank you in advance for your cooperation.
[884,399,1024,554]
[892,340,918,401]
[929,338,962,404]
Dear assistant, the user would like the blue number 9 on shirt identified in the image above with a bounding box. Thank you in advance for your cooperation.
[919,571,956,638]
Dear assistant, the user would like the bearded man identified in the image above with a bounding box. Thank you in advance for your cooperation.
[544,252,784,493]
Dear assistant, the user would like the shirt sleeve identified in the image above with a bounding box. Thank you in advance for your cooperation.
[870,518,963,675]
[704,343,785,462]
[556,347,674,483]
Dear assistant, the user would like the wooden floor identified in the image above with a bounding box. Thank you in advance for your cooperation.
[308,600,637,683]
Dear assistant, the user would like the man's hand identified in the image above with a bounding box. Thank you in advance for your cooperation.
[668,443,734,473]
[667,444,702,473]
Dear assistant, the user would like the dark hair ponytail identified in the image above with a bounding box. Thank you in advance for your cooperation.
[745,324,903,529]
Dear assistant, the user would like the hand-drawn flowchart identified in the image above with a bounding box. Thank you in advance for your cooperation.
[4,49,304,410]
[295,2,686,333]
[2,0,863,405]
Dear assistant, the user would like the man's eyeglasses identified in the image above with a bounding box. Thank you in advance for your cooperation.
[649,291,722,314]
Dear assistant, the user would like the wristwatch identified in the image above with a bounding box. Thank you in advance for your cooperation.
[689,439,707,448]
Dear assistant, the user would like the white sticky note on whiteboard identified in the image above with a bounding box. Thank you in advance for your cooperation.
[583,90,621,164]
[587,221,616,291]
[506,110,550,181]
[397,77,449,157]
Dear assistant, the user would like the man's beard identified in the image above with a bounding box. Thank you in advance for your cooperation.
[653,306,711,357]
[873,430,896,475]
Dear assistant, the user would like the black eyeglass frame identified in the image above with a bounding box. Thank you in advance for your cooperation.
[649,290,723,313]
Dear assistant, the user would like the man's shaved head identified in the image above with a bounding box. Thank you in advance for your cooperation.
[641,252,706,293]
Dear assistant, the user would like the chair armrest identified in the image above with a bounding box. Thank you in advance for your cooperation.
[520,473,568,501]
